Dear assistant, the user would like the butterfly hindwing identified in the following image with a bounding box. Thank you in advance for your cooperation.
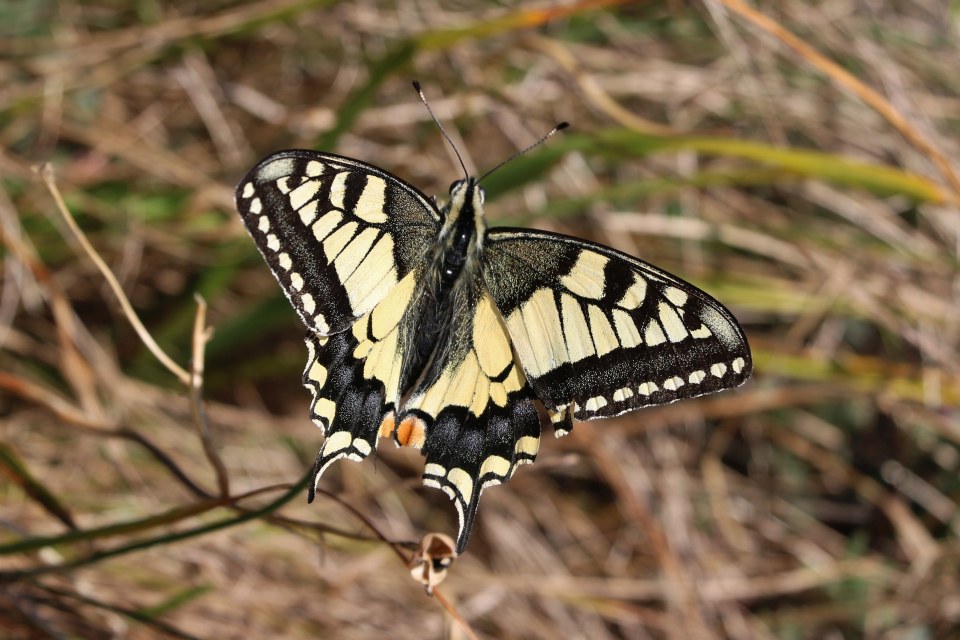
[236,150,441,335]
[303,271,424,497]
[482,229,752,429]
[394,278,541,553]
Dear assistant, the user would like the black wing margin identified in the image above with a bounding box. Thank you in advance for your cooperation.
[481,228,752,429]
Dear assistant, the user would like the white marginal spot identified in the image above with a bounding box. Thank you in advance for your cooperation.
[663,376,685,391]
[447,468,474,505]
[250,198,263,214]
[306,160,325,177]
[289,179,321,210]
[353,438,372,456]
[644,319,667,346]
[659,302,688,342]
[313,398,336,421]
[322,430,352,455]
[638,382,658,396]
[710,362,728,378]
[314,316,329,334]
[613,387,634,402]
[732,357,746,373]
[257,215,269,232]
[424,463,446,478]
[664,287,688,307]
[515,436,539,458]
[290,272,304,291]
[241,182,255,198]
[688,370,706,384]
[301,293,316,315]
[277,252,292,271]
[479,456,511,480]
[690,324,713,339]
[584,395,608,412]
[266,234,280,252]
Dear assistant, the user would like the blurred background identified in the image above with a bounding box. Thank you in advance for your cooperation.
[2,1,959,638]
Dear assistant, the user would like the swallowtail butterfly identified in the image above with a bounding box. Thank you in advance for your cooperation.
[236,89,752,553]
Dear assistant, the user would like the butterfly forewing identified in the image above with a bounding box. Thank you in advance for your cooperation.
[236,150,441,335]
[482,229,752,427]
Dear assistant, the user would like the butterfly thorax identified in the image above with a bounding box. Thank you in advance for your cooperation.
[396,178,487,394]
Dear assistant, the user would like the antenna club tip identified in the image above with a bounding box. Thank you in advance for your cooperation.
[556,122,570,131]
[412,80,422,91]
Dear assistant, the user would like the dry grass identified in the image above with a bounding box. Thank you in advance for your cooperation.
[2,1,959,638]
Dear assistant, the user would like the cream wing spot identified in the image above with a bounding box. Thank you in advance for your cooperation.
[333,227,379,281]
[659,302,688,343]
[613,387,634,402]
[277,252,292,271]
[584,395,608,412]
[560,293,595,362]
[298,200,319,226]
[289,179,321,210]
[344,235,398,312]
[663,376,684,391]
[276,177,291,193]
[266,234,280,252]
[312,210,342,242]
[241,182,255,198]
[644,319,666,346]
[447,468,474,506]
[664,287,688,307]
[306,160,325,177]
[473,293,514,378]
[638,382,658,396]
[588,305,619,356]
[688,370,707,384]
[732,357,746,373]
[559,251,608,299]
[612,308,642,348]
[323,220,359,261]
[710,362,728,377]
[519,288,568,375]
[329,172,348,209]
[322,431,352,455]
[617,274,647,310]
[479,456,511,481]
[690,324,713,339]
[257,215,269,232]
[300,293,316,315]
[354,175,388,223]
[290,272,304,291]
[250,198,263,214]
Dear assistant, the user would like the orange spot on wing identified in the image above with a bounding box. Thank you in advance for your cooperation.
[378,412,396,440]
[396,415,427,449]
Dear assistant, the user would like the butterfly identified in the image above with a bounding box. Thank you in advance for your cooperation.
[236,92,751,554]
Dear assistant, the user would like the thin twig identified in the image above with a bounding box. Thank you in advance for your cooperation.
[189,293,229,497]
[36,163,191,385]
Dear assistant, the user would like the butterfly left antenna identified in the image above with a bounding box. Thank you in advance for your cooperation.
[413,80,470,179]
